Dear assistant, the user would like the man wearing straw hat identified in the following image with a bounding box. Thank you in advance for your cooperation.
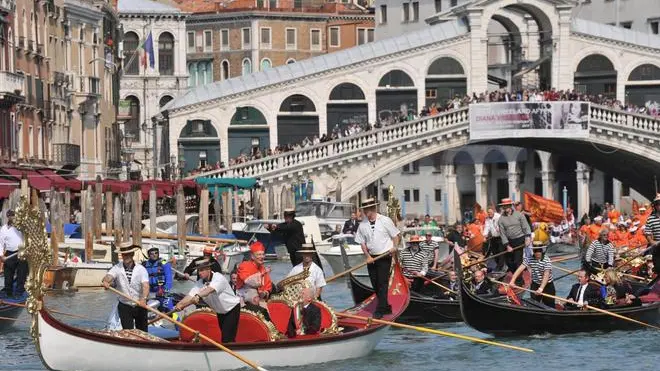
[283,243,326,299]
[102,242,150,331]
[0,210,27,298]
[354,197,400,319]
[174,258,241,343]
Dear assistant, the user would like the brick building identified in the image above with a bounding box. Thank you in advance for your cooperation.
[0,0,22,163]
[175,0,374,87]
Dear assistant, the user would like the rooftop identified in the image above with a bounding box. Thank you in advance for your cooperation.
[172,0,369,15]
[117,0,182,13]
[571,18,660,50]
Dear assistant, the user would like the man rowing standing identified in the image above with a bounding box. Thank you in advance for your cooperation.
[182,246,222,280]
[400,235,429,293]
[354,198,400,319]
[497,198,531,285]
[102,242,150,331]
[510,242,555,307]
[0,210,27,298]
[643,194,660,280]
[584,229,615,275]
[174,258,241,343]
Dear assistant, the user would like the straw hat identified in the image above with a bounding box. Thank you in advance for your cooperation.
[408,235,422,243]
[296,243,317,254]
[193,258,214,272]
[360,197,379,209]
[498,198,514,206]
[283,208,296,216]
[115,241,141,254]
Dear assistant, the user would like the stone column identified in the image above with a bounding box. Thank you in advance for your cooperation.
[467,8,487,94]
[507,161,521,202]
[612,178,622,209]
[443,164,458,224]
[576,162,591,218]
[474,163,488,208]
[555,5,574,91]
[537,151,555,200]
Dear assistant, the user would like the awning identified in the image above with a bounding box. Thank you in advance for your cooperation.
[195,177,258,190]
[0,168,52,191]
[0,177,18,199]
[37,169,82,191]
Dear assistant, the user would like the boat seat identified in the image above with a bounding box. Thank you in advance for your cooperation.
[179,308,281,343]
[266,300,293,334]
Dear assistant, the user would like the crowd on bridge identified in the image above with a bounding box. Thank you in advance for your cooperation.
[185,88,659,177]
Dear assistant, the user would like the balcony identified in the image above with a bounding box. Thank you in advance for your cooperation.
[0,71,25,98]
[18,36,25,49]
[52,143,81,168]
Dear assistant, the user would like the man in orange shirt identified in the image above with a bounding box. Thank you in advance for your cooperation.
[236,242,273,303]
[607,204,621,224]
[588,216,603,242]
[608,222,629,249]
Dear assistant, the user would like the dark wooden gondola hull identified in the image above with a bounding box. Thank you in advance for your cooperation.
[455,251,660,336]
[349,273,461,323]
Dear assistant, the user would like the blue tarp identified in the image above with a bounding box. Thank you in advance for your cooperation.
[46,223,82,237]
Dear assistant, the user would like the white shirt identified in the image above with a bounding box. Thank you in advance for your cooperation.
[577,283,589,305]
[286,262,326,291]
[0,224,23,254]
[189,273,240,314]
[354,213,400,255]
[107,263,149,306]
[482,213,501,238]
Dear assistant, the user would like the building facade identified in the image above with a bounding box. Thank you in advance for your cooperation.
[118,0,188,180]
[0,0,23,164]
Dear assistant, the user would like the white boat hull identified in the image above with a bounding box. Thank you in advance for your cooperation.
[321,251,368,276]
[37,310,388,370]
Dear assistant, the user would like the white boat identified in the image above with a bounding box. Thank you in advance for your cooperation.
[319,234,368,276]
[294,199,354,234]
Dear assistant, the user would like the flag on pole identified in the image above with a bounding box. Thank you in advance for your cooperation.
[140,31,155,70]
[523,191,564,224]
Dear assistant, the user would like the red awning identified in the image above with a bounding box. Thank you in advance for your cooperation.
[0,177,18,199]
[37,169,82,191]
[1,168,52,191]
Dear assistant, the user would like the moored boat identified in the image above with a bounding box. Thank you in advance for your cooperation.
[455,251,660,336]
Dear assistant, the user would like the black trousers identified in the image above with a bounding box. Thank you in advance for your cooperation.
[488,237,505,269]
[117,301,148,332]
[530,281,556,308]
[367,254,392,313]
[409,277,424,293]
[217,303,241,343]
[505,236,526,275]
[3,250,28,296]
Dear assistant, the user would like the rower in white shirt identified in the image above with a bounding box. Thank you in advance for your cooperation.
[0,210,26,297]
[283,244,326,300]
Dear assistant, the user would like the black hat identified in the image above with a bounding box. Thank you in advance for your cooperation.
[194,258,214,272]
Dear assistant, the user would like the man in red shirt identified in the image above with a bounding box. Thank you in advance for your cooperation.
[236,242,273,303]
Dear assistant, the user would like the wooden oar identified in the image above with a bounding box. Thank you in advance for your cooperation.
[419,275,456,295]
[107,287,268,371]
[172,267,197,282]
[550,254,579,263]
[464,243,526,269]
[336,312,533,353]
[490,278,660,331]
[553,267,583,281]
[326,251,391,283]
[0,315,22,321]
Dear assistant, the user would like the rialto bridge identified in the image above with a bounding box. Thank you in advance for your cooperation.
[158,0,660,223]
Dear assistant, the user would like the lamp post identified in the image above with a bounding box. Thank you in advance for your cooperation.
[178,143,185,180]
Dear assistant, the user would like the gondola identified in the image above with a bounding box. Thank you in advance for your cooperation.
[0,293,26,331]
[349,269,530,323]
[455,251,660,336]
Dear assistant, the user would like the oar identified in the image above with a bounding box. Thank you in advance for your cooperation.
[550,254,579,263]
[419,275,456,295]
[0,315,23,321]
[326,251,391,283]
[148,309,177,326]
[490,278,660,331]
[172,267,197,282]
[336,312,533,353]
[0,299,106,323]
[464,243,526,269]
[553,267,583,281]
[106,287,268,371]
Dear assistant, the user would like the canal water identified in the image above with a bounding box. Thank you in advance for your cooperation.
[1,254,658,371]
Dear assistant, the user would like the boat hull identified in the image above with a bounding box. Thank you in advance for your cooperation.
[321,252,368,277]
[37,310,389,370]
[455,251,660,336]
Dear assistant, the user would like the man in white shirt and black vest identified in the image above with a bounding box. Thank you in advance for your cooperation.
[102,242,150,331]
[175,258,242,343]
[354,198,400,319]
[0,210,27,297]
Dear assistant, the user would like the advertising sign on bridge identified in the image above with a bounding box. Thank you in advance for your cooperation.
[469,101,590,141]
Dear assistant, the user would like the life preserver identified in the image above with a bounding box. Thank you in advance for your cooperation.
[144,260,166,294]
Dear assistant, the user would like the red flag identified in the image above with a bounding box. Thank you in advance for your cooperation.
[523,191,564,224]
[506,286,522,306]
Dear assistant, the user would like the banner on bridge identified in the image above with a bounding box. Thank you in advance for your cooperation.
[469,101,590,141]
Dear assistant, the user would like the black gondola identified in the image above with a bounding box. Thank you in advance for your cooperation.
[349,269,529,323]
[455,251,660,336]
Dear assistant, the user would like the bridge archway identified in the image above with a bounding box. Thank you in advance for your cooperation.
[229,106,270,159]
[277,94,319,146]
[376,70,417,123]
[574,54,617,98]
[483,148,509,202]
[453,150,476,218]
[625,63,660,107]
[425,57,467,108]
[178,119,221,174]
[327,82,368,134]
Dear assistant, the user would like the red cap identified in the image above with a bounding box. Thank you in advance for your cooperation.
[203,246,214,255]
[250,242,266,254]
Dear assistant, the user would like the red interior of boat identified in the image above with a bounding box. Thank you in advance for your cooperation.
[495,271,532,295]
[266,300,292,334]
[180,311,274,343]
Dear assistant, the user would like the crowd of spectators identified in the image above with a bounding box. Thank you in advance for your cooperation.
[187,88,659,176]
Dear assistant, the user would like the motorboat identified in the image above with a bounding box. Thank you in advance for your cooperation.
[294,199,354,233]
[319,234,368,276]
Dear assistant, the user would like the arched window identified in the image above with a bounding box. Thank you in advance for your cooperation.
[159,95,174,108]
[125,96,140,142]
[221,60,229,80]
[242,58,252,76]
[260,58,272,71]
[286,58,296,64]
[628,64,660,81]
[123,32,140,75]
[204,61,213,84]
[158,32,174,75]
